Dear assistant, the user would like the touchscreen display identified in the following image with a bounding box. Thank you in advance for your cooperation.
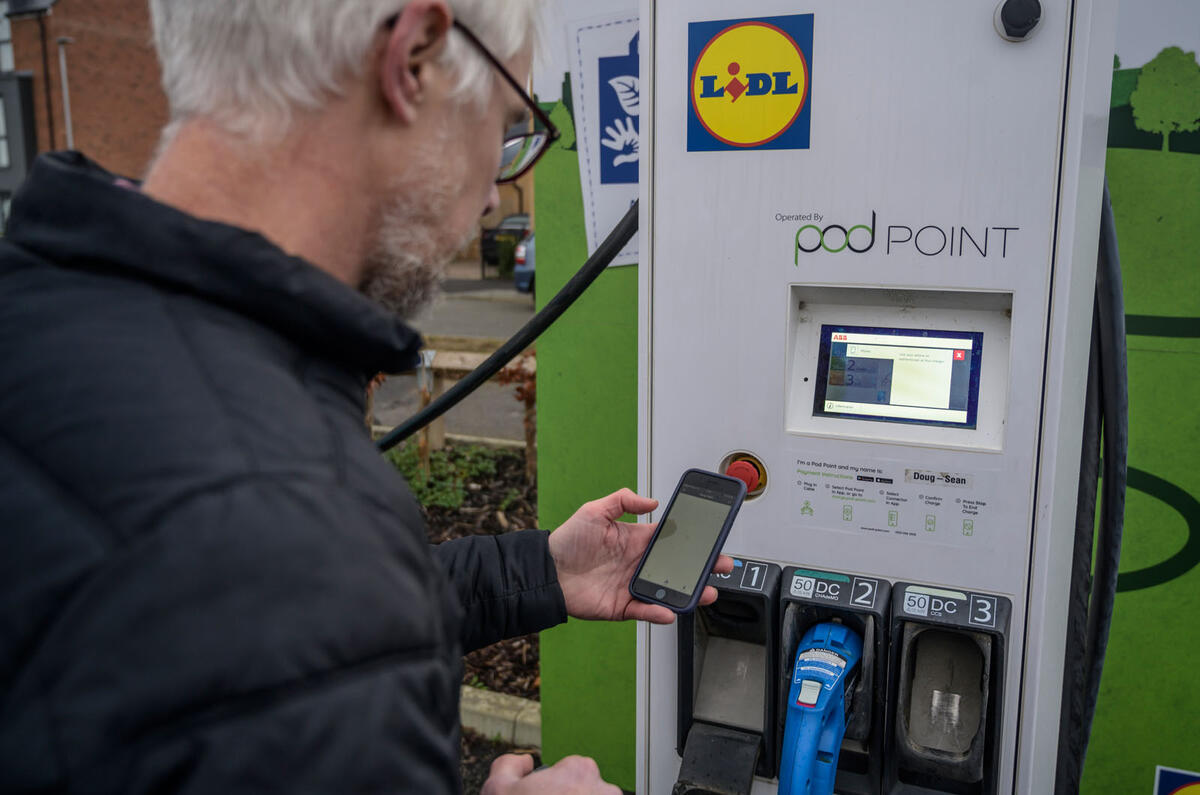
[813,325,984,428]
[636,481,737,596]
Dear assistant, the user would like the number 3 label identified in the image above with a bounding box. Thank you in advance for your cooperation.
[969,595,997,628]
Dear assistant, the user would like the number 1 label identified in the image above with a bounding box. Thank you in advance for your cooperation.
[740,562,766,591]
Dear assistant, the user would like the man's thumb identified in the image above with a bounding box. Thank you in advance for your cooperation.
[482,754,536,794]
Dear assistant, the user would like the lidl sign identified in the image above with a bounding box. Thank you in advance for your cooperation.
[687,14,814,151]
[1156,766,1200,794]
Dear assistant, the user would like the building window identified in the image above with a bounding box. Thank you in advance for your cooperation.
[0,4,11,73]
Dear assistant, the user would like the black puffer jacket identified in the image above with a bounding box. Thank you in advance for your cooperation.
[0,153,567,793]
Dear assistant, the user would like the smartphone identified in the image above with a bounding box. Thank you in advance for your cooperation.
[628,468,747,613]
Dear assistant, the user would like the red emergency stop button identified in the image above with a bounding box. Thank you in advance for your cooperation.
[725,460,760,493]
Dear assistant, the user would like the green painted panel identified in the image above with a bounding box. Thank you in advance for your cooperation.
[535,102,640,791]
[1105,149,1200,318]
[1080,145,1200,791]
[1082,349,1200,792]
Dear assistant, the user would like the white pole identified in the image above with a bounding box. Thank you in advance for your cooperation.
[56,36,74,150]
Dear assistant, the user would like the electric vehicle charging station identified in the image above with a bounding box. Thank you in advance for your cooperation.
[635,0,1117,792]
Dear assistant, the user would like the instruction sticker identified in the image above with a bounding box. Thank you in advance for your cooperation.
[791,452,1001,550]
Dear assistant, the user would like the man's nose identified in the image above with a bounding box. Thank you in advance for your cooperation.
[482,184,501,218]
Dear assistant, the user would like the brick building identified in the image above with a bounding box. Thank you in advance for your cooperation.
[6,0,167,178]
[0,0,531,252]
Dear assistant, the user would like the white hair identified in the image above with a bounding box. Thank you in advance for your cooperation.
[149,0,543,137]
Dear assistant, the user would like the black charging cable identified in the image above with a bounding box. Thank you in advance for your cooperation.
[1055,180,1128,794]
[1083,180,1128,760]
[376,200,639,453]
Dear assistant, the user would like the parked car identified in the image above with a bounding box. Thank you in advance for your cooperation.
[480,213,530,273]
[513,233,535,295]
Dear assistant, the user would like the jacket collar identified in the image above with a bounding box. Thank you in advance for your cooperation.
[5,152,423,376]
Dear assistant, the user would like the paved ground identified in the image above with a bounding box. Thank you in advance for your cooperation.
[372,263,535,442]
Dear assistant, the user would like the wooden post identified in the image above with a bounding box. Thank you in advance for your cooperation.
[417,350,436,477]
[429,372,448,451]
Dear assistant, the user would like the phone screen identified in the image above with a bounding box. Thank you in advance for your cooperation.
[631,471,743,610]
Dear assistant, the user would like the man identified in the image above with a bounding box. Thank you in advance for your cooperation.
[0,1,730,792]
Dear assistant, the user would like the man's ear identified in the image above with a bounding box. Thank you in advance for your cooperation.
[379,0,453,125]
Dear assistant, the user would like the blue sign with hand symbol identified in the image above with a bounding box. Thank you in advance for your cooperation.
[598,33,639,185]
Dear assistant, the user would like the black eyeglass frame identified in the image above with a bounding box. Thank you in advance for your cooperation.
[383,14,561,183]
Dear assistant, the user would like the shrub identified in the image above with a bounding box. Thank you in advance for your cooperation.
[385,442,513,510]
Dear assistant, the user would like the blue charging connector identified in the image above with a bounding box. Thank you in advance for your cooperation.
[779,622,863,795]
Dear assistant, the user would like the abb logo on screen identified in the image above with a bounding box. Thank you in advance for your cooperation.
[832,333,848,342]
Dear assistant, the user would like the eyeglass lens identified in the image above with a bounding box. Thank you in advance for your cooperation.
[498,131,550,182]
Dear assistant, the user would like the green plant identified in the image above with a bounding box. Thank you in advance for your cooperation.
[385,442,517,510]
[495,236,519,278]
[499,488,522,511]
[455,444,501,481]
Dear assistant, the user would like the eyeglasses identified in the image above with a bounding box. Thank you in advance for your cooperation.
[383,14,561,183]
[451,20,560,183]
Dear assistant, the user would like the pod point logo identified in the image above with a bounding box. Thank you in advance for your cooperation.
[688,14,814,152]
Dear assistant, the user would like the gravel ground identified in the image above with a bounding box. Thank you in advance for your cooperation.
[398,440,553,789]
[415,443,542,702]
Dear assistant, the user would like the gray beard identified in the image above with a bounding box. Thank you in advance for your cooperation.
[360,246,448,321]
[360,172,473,321]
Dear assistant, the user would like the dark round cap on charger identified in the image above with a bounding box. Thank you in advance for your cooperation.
[725,460,760,493]
[1000,0,1041,39]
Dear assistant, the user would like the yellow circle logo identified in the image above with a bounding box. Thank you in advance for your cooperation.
[690,22,810,148]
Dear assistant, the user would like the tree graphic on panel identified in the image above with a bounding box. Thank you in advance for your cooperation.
[1130,46,1200,152]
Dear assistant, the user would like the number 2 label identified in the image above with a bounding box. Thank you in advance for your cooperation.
[851,578,877,609]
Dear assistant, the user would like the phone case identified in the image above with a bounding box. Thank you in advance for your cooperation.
[628,467,747,613]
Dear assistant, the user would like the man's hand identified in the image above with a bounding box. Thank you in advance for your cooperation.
[481,754,621,794]
[548,488,735,625]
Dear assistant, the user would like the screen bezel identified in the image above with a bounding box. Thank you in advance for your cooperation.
[629,469,746,612]
[811,324,985,429]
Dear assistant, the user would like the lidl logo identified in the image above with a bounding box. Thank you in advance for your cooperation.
[688,14,814,151]
[1156,766,1200,794]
